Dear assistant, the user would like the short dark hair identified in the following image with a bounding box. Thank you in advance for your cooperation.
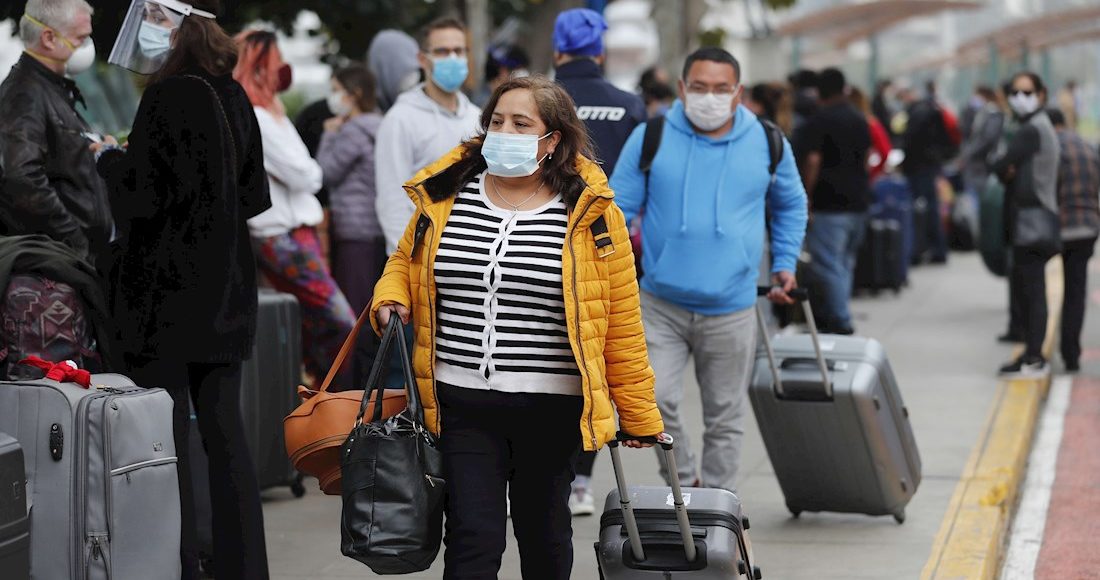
[818,68,846,99]
[682,47,741,84]
[334,63,378,113]
[1046,108,1066,127]
[485,44,529,81]
[419,17,467,51]
[790,69,819,91]
[1010,71,1047,96]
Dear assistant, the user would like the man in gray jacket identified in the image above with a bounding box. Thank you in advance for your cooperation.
[374,17,481,254]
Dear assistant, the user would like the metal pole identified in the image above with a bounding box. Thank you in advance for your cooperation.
[868,34,879,92]
[988,39,999,86]
[791,35,802,72]
[465,0,490,92]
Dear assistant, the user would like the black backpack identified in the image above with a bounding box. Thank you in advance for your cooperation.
[638,115,786,194]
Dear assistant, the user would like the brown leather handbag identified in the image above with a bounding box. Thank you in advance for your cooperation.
[284,306,407,495]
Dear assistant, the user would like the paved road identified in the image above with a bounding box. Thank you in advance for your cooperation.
[260,253,1017,579]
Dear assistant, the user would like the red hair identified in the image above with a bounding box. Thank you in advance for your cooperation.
[233,30,285,115]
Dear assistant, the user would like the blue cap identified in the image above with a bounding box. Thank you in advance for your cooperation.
[553,8,608,57]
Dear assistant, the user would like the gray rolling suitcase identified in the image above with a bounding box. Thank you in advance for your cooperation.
[0,432,29,580]
[596,434,761,579]
[0,373,180,579]
[749,287,921,523]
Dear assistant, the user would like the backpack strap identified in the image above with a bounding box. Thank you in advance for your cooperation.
[411,214,432,257]
[590,215,615,259]
[761,118,784,185]
[639,116,666,198]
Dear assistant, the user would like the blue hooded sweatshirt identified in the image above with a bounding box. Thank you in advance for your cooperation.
[610,101,808,315]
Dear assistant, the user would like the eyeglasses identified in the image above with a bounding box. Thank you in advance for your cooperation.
[428,47,467,58]
[1010,89,1035,97]
[685,84,739,97]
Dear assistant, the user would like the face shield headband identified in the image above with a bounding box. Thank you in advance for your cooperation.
[107,0,216,75]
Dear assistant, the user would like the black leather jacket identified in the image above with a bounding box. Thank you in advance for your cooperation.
[0,54,112,262]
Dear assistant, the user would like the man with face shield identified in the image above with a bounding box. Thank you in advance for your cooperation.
[93,0,273,578]
[0,0,111,264]
[374,16,482,254]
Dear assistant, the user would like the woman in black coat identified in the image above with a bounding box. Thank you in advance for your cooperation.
[93,1,271,578]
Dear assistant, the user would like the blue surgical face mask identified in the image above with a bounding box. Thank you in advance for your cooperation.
[482,131,552,178]
[431,56,468,94]
[138,21,173,60]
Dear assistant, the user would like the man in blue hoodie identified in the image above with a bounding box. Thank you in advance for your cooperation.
[611,47,808,492]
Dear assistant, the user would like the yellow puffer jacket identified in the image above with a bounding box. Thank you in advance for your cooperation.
[370,146,664,451]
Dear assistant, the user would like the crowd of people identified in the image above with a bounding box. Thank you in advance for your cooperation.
[0,0,1096,578]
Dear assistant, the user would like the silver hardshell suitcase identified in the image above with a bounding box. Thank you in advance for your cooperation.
[596,434,761,579]
[0,373,181,579]
[749,288,921,523]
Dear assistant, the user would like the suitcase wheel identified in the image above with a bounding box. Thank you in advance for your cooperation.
[754,566,763,579]
[291,473,306,498]
[787,505,801,519]
[894,511,906,525]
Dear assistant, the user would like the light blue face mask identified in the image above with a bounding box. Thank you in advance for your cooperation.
[430,56,468,94]
[482,131,552,178]
[138,21,173,60]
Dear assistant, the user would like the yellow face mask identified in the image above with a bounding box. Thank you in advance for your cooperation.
[23,13,79,60]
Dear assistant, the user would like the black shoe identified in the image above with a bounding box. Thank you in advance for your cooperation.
[833,326,856,336]
[997,332,1025,343]
[1064,359,1081,373]
[998,356,1049,378]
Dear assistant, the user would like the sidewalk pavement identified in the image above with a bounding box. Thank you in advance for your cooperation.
[260,253,1017,579]
[1002,260,1100,579]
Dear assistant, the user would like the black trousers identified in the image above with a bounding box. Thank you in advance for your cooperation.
[128,358,270,580]
[574,450,597,479]
[1061,237,1097,364]
[1010,247,1053,360]
[439,385,582,580]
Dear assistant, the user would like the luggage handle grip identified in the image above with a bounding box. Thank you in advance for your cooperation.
[611,431,673,451]
[755,287,833,399]
[608,432,696,564]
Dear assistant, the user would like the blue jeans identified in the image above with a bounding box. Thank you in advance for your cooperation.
[806,212,867,332]
[907,168,948,262]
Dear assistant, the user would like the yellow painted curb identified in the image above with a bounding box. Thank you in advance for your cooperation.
[921,257,1063,580]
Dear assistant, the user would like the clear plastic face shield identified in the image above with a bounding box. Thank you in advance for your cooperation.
[107,0,215,75]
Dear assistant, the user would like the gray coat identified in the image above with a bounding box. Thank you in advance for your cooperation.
[317,113,384,242]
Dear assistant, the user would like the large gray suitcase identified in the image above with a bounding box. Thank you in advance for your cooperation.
[749,288,921,523]
[596,435,761,579]
[0,373,181,579]
[0,431,29,579]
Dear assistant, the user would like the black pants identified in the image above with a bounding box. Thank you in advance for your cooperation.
[574,450,597,479]
[439,385,582,580]
[1061,237,1097,365]
[128,358,270,580]
[1010,247,1053,359]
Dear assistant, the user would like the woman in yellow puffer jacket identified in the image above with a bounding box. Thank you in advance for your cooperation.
[371,75,663,579]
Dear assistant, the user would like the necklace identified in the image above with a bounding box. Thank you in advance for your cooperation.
[490,175,546,212]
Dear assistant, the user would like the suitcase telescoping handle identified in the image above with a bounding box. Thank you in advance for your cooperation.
[755,286,833,399]
[607,432,697,564]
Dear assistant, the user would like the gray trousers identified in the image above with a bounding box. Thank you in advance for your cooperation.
[641,292,757,493]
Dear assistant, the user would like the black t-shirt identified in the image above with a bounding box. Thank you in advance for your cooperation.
[803,102,872,212]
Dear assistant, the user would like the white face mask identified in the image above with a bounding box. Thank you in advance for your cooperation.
[684,91,735,132]
[482,131,552,178]
[327,90,352,117]
[65,38,96,75]
[1008,92,1041,117]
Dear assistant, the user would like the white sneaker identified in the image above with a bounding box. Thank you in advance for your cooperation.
[569,489,595,516]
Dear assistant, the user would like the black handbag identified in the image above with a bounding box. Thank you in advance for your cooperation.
[340,317,444,574]
[1012,205,1062,255]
